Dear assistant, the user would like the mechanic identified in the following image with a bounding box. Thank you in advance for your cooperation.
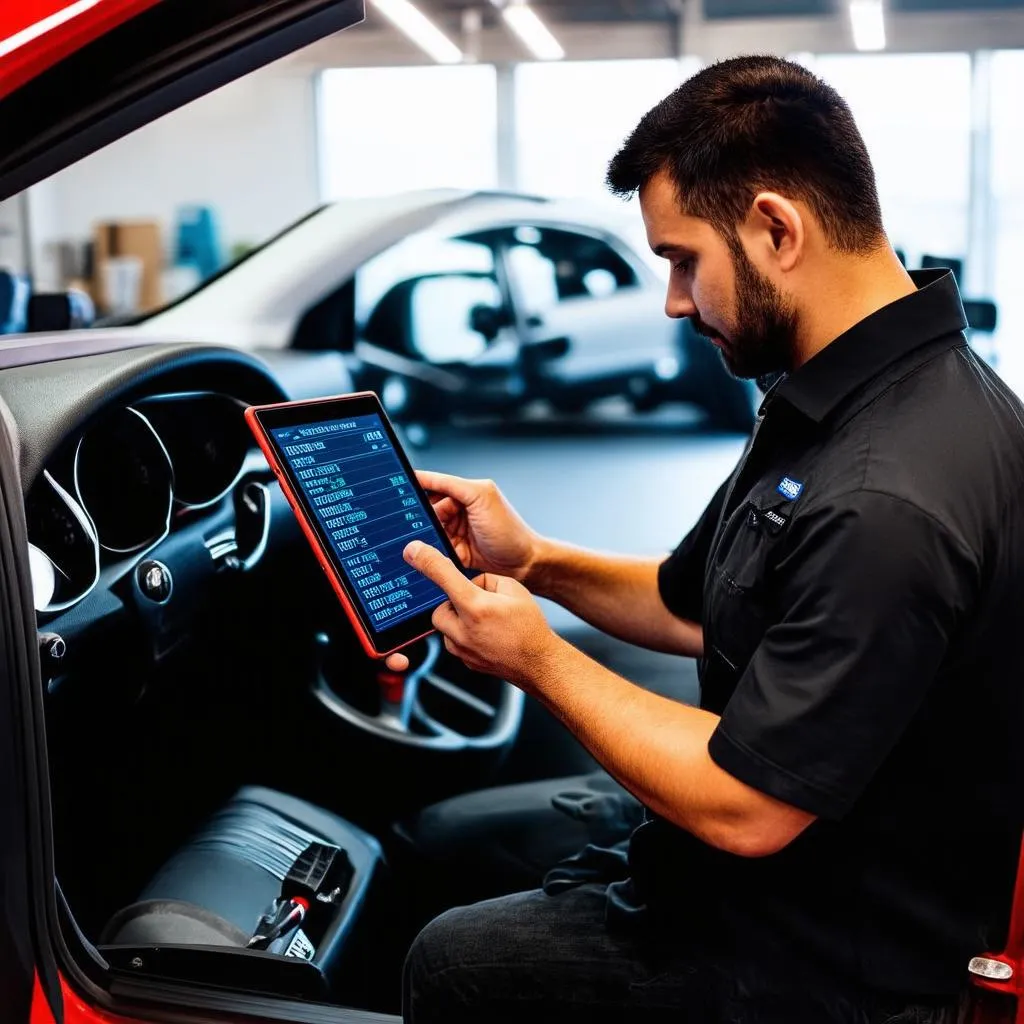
[392,55,1024,1022]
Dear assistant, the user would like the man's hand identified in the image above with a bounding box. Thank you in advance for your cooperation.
[384,540,562,684]
[415,471,543,584]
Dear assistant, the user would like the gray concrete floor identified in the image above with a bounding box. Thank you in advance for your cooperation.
[405,401,747,705]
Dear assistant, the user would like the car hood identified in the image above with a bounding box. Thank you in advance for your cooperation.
[0,0,365,202]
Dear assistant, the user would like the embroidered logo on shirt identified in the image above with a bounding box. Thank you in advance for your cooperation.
[777,477,804,501]
[763,509,788,528]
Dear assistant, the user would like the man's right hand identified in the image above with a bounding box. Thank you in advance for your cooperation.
[416,471,543,584]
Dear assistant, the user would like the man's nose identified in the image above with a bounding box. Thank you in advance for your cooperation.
[665,289,697,320]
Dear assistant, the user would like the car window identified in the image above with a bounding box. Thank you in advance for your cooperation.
[506,227,639,315]
[356,234,496,327]
[411,275,502,362]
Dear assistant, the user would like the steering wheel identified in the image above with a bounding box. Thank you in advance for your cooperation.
[311,632,524,752]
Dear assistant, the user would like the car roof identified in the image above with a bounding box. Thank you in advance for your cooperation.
[136,189,654,349]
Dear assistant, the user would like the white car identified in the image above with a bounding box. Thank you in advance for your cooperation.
[136,190,759,432]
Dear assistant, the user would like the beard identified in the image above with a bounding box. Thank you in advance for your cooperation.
[692,241,798,380]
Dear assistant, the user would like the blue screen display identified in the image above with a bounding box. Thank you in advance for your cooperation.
[272,413,450,632]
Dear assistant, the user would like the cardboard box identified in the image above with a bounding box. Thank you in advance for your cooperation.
[92,220,164,313]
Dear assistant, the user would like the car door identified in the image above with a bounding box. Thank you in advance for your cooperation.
[0,396,48,1021]
[0,3,400,1022]
[502,225,676,392]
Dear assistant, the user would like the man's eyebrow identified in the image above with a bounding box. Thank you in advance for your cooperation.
[652,243,690,257]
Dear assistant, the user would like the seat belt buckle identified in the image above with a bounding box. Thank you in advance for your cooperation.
[283,841,355,907]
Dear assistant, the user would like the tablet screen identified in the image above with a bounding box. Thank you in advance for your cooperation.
[269,411,451,633]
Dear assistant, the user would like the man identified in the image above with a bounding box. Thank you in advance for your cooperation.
[393,55,1024,1022]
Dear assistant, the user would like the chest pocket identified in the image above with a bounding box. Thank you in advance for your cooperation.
[702,484,799,710]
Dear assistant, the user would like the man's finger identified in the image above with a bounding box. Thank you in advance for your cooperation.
[432,497,460,523]
[416,471,481,507]
[405,541,478,609]
[432,600,461,638]
[386,652,410,672]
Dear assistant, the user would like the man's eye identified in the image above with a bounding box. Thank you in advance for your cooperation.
[673,258,693,274]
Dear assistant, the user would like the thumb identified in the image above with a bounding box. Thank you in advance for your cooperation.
[404,541,477,609]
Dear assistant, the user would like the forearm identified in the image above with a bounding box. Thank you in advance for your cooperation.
[526,638,813,857]
[526,537,703,658]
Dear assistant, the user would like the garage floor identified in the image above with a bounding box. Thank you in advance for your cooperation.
[405,402,747,708]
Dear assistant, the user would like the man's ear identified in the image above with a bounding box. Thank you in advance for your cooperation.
[740,192,804,273]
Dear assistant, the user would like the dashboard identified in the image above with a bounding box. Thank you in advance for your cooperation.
[0,336,354,659]
[28,393,253,613]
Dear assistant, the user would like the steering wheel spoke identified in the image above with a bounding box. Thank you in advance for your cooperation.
[311,633,523,751]
[420,671,499,720]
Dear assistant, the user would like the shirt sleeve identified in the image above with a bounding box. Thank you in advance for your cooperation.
[707,490,979,820]
[657,478,730,623]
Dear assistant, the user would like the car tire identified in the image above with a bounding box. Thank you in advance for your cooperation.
[380,375,442,424]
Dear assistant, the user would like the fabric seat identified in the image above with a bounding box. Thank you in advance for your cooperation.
[101,786,381,950]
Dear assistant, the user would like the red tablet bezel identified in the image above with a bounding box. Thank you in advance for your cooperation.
[245,392,463,660]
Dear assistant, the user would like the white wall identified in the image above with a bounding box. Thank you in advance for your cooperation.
[28,55,320,290]
[23,6,1024,291]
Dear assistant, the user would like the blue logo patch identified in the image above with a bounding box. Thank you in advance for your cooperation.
[777,477,804,501]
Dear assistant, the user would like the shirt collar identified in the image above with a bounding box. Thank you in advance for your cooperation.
[771,269,968,424]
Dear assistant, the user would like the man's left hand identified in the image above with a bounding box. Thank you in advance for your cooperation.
[384,540,562,686]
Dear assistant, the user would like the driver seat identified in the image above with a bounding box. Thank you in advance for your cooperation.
[101,786,382,956]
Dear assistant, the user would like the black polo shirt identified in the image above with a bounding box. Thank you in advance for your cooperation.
[631,270,1024,996]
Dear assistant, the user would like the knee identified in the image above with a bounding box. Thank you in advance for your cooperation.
[402,907,469,1023]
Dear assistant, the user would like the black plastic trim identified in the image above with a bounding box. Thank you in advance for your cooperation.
[0,0,365,202]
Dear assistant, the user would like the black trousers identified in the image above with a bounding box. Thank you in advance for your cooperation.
[399,769,642,908]
[401,773,967,1023]
[403,883,962,1024]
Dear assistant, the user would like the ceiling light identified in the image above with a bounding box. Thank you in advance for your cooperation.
[501,2,565,62]
[369,0,464,64]
[849,0,886,52]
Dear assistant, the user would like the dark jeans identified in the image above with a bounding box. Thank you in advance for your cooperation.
[398,770,643,911]
[403,883,963,1024]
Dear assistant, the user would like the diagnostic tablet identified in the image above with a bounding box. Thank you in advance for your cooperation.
[246,393,466,659]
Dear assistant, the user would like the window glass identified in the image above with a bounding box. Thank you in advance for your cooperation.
[810,54,972,266]
[989,50,1024,395]
[411,275,501,362]
[357,234,498,362]
[506,228,639,314]
[356,234,495,325]
[515,60,694,205]
[319,65,498,198]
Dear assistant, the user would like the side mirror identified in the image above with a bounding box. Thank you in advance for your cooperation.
[468,303,505,342]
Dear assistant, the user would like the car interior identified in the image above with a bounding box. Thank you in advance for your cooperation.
[12,339,590,1013]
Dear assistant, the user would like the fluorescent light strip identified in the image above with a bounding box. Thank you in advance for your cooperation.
[849,0,886,52]
[370,0,463,64]
[0,0,103,59]
[502,3,565,62]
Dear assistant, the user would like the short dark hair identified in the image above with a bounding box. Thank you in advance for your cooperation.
[607,55,885,254]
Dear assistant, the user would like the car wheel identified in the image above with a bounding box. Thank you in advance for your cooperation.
[381,375,441,424]
[628,375,662,413]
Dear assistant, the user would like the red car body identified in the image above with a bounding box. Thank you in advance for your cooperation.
[1,3,1022,1024]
